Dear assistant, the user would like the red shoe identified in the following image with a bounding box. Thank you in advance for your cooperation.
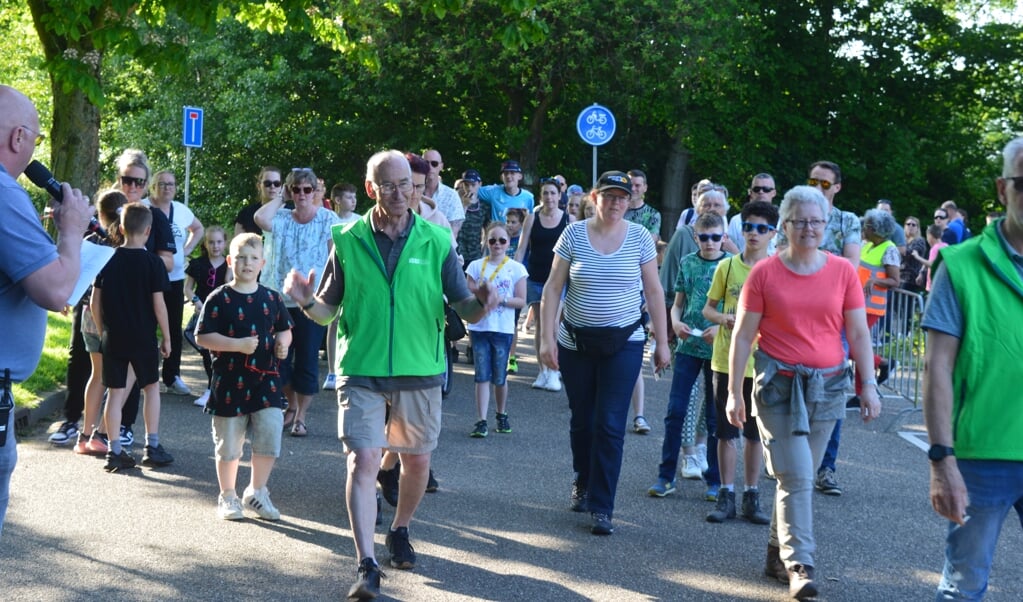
[86,432,109,455]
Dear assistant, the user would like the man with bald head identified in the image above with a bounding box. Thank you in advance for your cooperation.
[0,85,91,537]
[422,149,464,239]
[284,150,498,599]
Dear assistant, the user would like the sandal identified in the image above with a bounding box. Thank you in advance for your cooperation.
[282,409,296,433]
[290,420,308,437]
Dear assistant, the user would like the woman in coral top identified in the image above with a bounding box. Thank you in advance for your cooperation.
[726,186,881,600]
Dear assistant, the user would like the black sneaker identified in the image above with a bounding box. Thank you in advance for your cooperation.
[570,481,588,513]
[495,413,512,433]
[347,557,383,600]
[706,488,736,523]
[425,469,438,493]
[765,544,788,583]
[142,444,174,467]
[590,513,614,535]
[815,468,842,496]
[386,526,416,569]
[470,420,488,438]
[377,466,399,508]
[104,450,137,472]
[788,563,817,600]
[119,425,134,448]
[741,489,770,525]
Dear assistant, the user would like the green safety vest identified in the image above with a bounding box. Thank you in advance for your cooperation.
[938,219,1023,461]
[330,213,450,377]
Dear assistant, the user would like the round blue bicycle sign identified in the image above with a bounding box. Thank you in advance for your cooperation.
[576,104,616,147]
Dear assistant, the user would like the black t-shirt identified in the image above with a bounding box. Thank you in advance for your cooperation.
[234,202,262,235]
[94,247,170,357]
[146,206,176,256]
[185,256,230,302]
[196,284,293,415]
[526,211,569,283]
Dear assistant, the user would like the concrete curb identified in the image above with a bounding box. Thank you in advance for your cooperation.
[13,389,66,434]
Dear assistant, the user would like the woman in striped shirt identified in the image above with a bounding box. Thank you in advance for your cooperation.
[538,171,671,536]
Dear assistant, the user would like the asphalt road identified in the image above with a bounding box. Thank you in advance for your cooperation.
[3,337,1021,601]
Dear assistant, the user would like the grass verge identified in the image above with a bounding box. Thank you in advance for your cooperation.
[13,311,71,409]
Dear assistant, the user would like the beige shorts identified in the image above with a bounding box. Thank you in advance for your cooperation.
[337,386,442,455]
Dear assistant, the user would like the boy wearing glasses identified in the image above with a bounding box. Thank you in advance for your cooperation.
[195,233,293,521]
[703,201,778,523]
[648,212,729,499]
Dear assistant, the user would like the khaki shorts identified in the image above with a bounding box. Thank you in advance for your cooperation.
[337,386,441,455]
[212,408,284,461]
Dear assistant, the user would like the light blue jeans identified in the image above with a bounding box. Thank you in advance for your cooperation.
[936,459,1023,601]
[0,406,17,540]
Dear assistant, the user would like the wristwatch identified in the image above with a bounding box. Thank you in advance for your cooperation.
[927,444,955,462]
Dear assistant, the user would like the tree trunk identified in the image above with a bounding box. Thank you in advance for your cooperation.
[660,130,690,240]
[50,84,101,197]
[28,0,103,196]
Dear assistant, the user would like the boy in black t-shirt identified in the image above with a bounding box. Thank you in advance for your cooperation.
[196,233,293,521]
[91,203,172,472]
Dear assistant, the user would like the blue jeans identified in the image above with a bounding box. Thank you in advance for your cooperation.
[559,340,643,518]
[470,331,513,385]
[819,329,851,474]
[283,307,326,396]
[0,406,17,540]
[659,353,719,485]
[936,459,1023,601]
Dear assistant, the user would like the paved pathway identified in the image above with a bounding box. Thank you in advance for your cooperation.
[3,338,1021,601]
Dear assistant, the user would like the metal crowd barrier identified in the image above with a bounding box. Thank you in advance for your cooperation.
[872,287,926,430]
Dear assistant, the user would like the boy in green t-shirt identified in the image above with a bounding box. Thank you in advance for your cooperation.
[648,213,729,498]
[702,201,778,524]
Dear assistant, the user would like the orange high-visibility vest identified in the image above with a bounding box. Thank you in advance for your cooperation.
[858,240,894,315]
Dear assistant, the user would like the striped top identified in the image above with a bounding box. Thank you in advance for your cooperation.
[554,220,657,349]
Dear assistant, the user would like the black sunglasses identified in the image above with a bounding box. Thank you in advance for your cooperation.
[429,160,441,168]
[291,185,314,194]
[741,222,776,234]
[262,180,282,188]
[697,233,724,242]
[750,186,775,194]
[488,237,509,245]
[120,175,146,188]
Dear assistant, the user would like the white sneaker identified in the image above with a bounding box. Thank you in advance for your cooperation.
[544,370,563,392]
[696,443,709,473]
[322,373,337,391]
[217,494,244,520]
[194,389,211,408]
[243,486,281,520]
[681,454,702,480]
[168,376,191,396]
[531,369,550,390]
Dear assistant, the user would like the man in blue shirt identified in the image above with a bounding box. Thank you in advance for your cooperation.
[478,160,534,223]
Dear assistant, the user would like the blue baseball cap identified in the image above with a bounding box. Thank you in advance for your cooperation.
[500,160,522,173]
[461,169,482,182]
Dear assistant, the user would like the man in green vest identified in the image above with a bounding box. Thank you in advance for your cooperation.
[284,150,498,600]
[922,137,1023,601]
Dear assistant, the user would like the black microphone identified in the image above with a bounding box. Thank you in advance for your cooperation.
[24,160,107,238]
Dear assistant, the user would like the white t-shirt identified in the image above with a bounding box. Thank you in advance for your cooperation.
[145,199,196,282]
[465,255,528,334]
[432,183,465,224]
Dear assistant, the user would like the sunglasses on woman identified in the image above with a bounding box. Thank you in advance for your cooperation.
[291,185,314,194]
[488,237,509,245]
